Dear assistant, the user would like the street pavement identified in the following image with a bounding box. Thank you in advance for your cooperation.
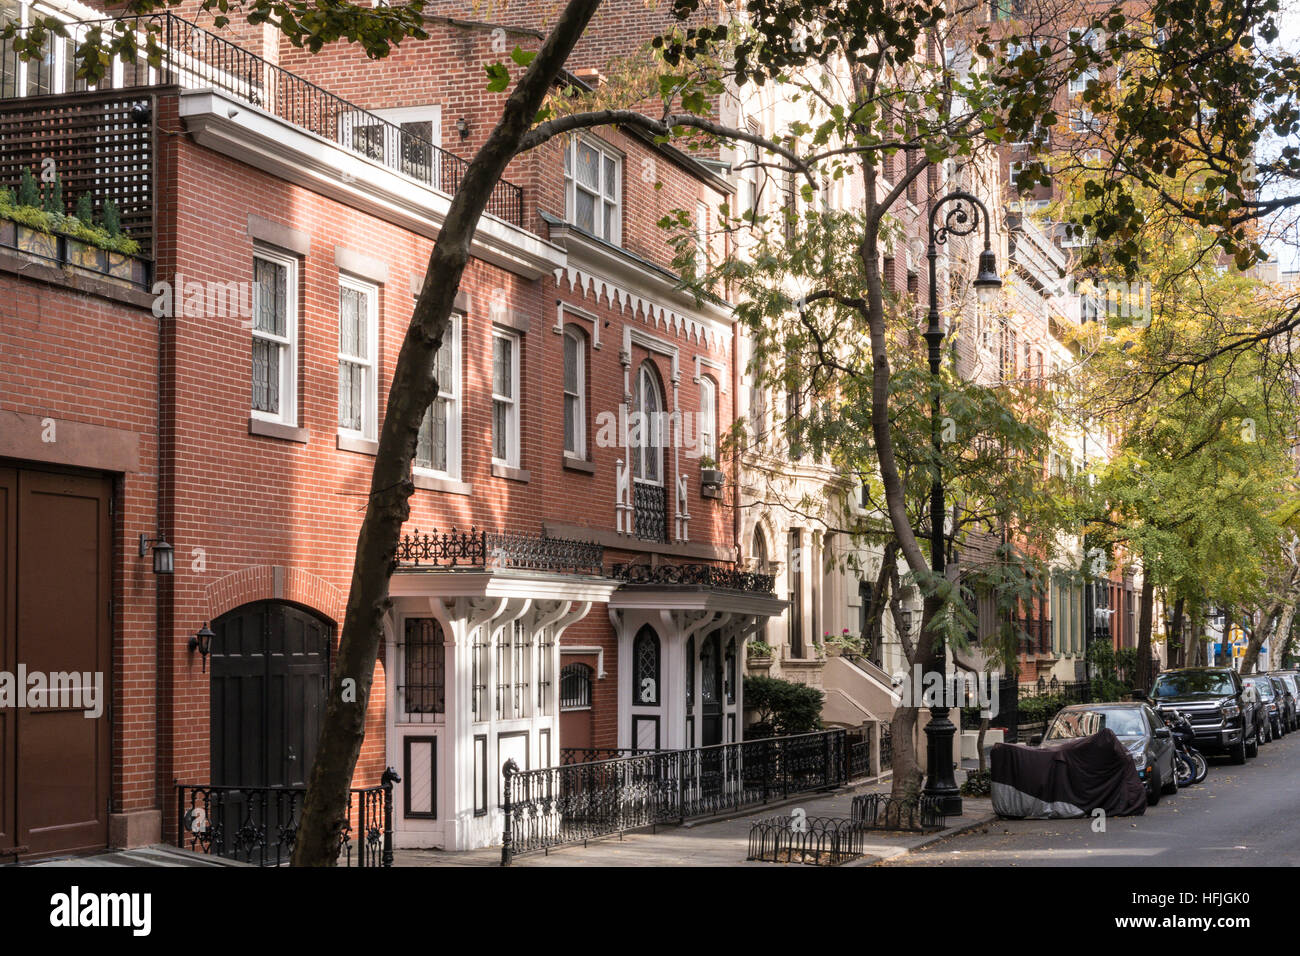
[885,726,1300,866]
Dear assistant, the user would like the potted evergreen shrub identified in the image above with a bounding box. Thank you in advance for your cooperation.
[699,454,725,489]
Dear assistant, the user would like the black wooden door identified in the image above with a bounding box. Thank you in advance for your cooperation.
[210,602,331,788]
[700,631,723,747]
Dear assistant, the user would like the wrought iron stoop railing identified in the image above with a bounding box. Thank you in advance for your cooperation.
[397,527,604,576]
[175,767,398,866]
[0,13,525,226]
[502,730,859,864]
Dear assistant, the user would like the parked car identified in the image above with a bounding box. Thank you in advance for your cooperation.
[1041,702,1178,805]
[1243,674,1285,742]
[1148,667,1259,764]
[1267,672,1300,732]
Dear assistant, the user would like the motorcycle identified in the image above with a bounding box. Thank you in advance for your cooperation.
[1159,707,1209,787]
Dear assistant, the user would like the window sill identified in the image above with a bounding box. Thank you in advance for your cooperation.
[563,455,595,474]
[491,462,531,483]
[249,417,309,444]
[412,472,473,496]
[337,433,379,456]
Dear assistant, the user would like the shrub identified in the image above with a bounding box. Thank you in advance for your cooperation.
[960,769,991,796]
[17,167,40,208]
[744,675,823,736]
[43,170,62,215]
[74,193,94,226]
[101,198,121,236]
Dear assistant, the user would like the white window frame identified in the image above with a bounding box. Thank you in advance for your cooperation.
[415,312,461,478]
[340,105,443,188]
[251,247,298,426]
[564,135,622,244]
[337,275,379,441]
[492,328,521,468]
[562,326,586,459]
[1068,66,1099,96]
[633,363,665,484]
[699,375,717,461]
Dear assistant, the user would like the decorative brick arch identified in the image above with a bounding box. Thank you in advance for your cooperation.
[205,566,347,625]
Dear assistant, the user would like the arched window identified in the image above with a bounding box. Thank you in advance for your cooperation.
[559,662,593,710]
[632,362,664,483]
[752,525,769,571]
[563,327,586,458]
[633,625,660,705]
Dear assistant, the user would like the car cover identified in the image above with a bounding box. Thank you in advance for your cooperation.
[990,728,1147,819]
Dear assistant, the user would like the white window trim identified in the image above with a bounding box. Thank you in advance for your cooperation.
[563,326,586,459]
[564,135,622,245]
[340,105,443,188]
[492,327,521,468]
[415,312,461,479]
[251,247,299,426]
[337,274,380,441]
[634,363,665,485]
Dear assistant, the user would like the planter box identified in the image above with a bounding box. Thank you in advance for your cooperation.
[0,219,14,248]
[66,238,107,272]
[701,468,725,487]
[15,223,57,260]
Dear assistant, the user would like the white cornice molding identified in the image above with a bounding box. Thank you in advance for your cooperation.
[390,570,619,603]
[179,89,565,281]
[547,223,734,353]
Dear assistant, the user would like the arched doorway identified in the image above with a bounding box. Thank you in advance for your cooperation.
[210,601,333,788]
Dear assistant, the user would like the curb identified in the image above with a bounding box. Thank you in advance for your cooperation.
[849,810,999,866]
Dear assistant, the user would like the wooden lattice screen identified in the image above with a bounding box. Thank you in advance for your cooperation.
[0,91,155,259]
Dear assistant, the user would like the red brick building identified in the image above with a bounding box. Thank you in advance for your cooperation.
[0,3,782,857]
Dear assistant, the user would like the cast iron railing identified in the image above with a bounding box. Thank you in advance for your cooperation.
[175,767,398,866]
[851,792,946,832]
[501,729,849,863]
[632,482,668,542]
[747,814,866,865]
[610,562,777,594]
[397,527,604,576]
[0,14,525,226]
[1014,616,1053,655]
[560,747,657,764]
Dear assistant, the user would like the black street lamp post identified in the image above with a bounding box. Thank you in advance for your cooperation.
[922,191,1001,816]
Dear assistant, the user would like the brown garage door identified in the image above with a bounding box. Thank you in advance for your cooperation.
[0,465,112,860]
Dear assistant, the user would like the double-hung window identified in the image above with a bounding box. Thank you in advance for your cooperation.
[338,276,379,440]
[562,327,586,458]
[492,329,520,466]
[699,376,718,461]
[564,136,621,243]
[251,250,297,425]
[416,314,460,476]
[695,200,709,272]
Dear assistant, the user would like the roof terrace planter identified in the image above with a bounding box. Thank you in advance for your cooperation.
[0,215,150,288]
[396,527,605,577]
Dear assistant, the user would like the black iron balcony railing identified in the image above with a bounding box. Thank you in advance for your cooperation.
[632,481,668,542]
[1,14,525,226]
[501,729,853,863]
[175,768,398,867]
[397,527,605,576]
[610,562,777,594]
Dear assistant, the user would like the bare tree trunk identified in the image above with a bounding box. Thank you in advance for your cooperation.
[291,0,605,866]
[1242,604,1280,675]
[976,717,989,774]
[1276,601,1299,666]
[1136,574,1154,690]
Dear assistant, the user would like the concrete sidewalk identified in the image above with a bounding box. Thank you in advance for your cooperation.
[395,779,996,867]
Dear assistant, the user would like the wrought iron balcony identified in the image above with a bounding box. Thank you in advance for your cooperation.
[610,562,777,594]
[397,527,605,576]
[0,14,525,226]
[1013,615,1052,655]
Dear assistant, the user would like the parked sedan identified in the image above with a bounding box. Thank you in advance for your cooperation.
[1042,702,1178,805]
[1243,675,1284,742]
[1267,672,1300,732]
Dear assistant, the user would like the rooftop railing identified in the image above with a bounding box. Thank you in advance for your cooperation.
[0,14,525,226]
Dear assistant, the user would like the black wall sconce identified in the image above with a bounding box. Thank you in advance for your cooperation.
[456,117,470,140]
[189,622,215,672]
[138,533,174,574]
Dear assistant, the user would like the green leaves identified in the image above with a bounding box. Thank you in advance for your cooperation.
[484,62,510,93]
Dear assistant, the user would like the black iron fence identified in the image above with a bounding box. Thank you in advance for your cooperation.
[747,814,866,865]
[1,14,525,225]
[397,527,604,576]
[501,729,850,863]
[560,747,654,765]
[851,792,946,831]
[609,562,776,593]
[175,768,398,866]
